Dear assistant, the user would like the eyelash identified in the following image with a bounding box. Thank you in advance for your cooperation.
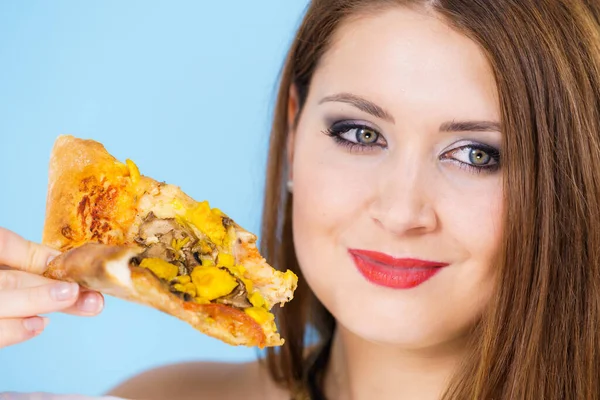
[440,142,501,174]
[323,120,501,173]
[323,121,386,152]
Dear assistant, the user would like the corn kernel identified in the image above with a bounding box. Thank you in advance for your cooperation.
[171,237,191,252]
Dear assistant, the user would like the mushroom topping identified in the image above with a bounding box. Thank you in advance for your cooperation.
[221,216,234,229]
[183,248,201,271]
[173,260,188,276]
[134,213,254,309]
[215,278,252,308]
[138,213,182,242]
[140,242,176,262]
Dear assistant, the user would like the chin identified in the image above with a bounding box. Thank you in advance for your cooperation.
[313,279,479,351]
[334,307,469,350]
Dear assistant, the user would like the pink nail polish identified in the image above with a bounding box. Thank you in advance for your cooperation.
[23,317,48,333]
[77,293,103,314]
[50,282,78,301]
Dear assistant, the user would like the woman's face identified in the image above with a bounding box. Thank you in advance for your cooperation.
[290,7,503,348]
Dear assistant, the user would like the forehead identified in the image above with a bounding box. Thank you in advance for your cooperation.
[311,6,500,123]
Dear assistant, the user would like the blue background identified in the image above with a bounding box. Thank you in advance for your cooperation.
[0,1,308,395]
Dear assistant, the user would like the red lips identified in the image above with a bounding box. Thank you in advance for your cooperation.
[348,249,449,289]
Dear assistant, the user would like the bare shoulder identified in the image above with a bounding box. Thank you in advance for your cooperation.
[107,360,289,400]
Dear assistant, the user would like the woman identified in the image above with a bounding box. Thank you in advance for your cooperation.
[2,1,600,399]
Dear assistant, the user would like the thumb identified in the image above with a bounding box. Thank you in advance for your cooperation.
[0,227,61,274]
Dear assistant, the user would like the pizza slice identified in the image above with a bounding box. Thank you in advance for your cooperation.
[41,135,297,348]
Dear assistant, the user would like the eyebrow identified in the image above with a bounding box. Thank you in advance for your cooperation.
[439,120,502,133]
[319,92,501,133]
[319,93,395,123]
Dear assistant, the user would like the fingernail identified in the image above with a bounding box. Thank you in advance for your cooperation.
[23,317,48,333]
[76,292,103,314]
[50,282,79,301]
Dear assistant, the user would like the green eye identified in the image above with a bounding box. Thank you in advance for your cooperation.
[469,148,491,165]
[356,128,378,144]
[325,121,387,151]
[439,143,500,174]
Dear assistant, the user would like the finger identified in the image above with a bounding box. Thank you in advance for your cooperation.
[62,290,105,316]
[0,227,61,274]
[0,270,62,290]
[0,282,79,318]
[0,316,48,348]
[0,270,104,316]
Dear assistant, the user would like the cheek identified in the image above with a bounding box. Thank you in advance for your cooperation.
[289,127,374,306]
[290,129,376,240]
[433,177,504,320]
[442,178,504,266]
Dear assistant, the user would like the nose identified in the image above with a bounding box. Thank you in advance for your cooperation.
[369,158,438,236]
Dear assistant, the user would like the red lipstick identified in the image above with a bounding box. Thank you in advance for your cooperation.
[349,249,449,289]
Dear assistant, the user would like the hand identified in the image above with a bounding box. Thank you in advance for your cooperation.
[0,227,104,348]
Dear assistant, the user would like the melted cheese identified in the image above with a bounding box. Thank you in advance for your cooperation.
[172,275,191,284]
[245,306,275,325]
[173,282,197,297]
[217,253,235,267]
[125,159,140,184]
[185,201,227,245]
[139,258,178,281]
[248,292,265,308]
[191,266,238,300]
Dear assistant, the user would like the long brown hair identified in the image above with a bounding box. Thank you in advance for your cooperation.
[261,1,600,398]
